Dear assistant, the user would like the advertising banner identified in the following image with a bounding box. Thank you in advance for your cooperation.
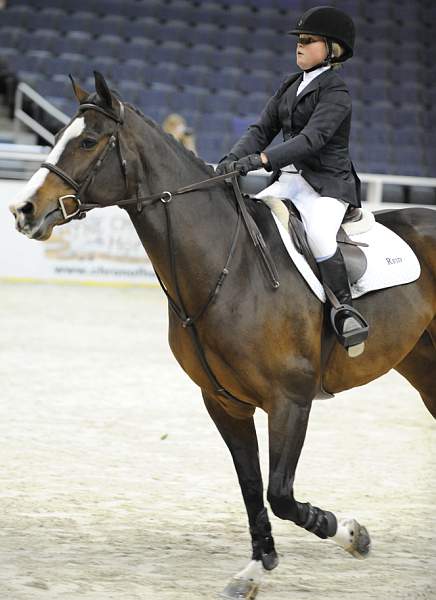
[1,180,156,285]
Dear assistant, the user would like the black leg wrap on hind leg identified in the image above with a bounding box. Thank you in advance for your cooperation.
[296,502,337,539]
[250,507,279,570]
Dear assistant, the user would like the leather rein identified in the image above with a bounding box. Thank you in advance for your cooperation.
[41,100,280,408]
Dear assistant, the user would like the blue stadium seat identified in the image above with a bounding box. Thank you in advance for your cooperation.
[37,7,68,31]
[171,85,210,112]
[99,15,128,37]
[56,31,93,55]
[212,67,244,92]
[205,89,240,114]
[116,38,153,61]
[188,44,223,69]
[220,26,251,51]
[111,59,144,85]
[359,78,392,103]
[27,29,60,53]
[196,111,234,134]
[242,91,269,115]
[125,17,163,40]
[189,23,223,48]
[255,7,288,32]
[197,132,232,163]
[0,5,36,28]
[182,64,212,88]
[149,0,195,23]
[247,28,278,52]
[0,27,22,51]
[237,70,276,95]
[91,34,124,58]
[362,100,393,128]
[119,79,143,104]
[164,20,191,44]
[391,126,424,147]
[153,62,179,87]
[194,4,232,28]
[68,12,101,37]
[227,5,259,29]
[146,41,190,66]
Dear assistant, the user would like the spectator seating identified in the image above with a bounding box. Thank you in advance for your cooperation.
[0,0,434,177]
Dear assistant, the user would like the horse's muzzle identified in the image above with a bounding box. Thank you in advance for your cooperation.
[9,200,53,240]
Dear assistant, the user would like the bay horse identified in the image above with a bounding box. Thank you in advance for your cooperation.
[9,73,436,599]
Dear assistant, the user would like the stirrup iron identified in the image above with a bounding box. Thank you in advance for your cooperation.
[330,304,369,350]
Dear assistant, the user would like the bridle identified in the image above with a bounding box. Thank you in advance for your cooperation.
[40,100,280,409]
[42,101,127,221]
[41,100,243,222]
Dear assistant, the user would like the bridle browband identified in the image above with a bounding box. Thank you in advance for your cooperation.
[40,100,280,409]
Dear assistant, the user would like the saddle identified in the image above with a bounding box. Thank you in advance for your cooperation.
[262,197,371,284]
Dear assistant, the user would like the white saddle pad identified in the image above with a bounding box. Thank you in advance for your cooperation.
[270,211,421,302]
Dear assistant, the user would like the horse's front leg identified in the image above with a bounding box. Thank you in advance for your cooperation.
[267,396,371,560]
[202,392,278,600]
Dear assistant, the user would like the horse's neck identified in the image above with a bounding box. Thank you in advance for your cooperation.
[129,146,237,309]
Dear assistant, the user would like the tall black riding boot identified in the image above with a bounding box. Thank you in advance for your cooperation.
[318,247,369,357]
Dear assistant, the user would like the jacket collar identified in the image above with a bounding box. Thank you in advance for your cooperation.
[290,67,333,112]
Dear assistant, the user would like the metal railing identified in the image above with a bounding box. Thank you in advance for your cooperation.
[14,81,69,145]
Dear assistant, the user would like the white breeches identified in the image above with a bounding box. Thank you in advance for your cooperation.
[255,172,348,261]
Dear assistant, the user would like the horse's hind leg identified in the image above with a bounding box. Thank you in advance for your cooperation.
[267,396,371,559]
[202,392,278,600]
[394,322,436,419]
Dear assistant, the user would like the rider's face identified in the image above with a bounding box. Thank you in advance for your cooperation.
[296,35,328,70]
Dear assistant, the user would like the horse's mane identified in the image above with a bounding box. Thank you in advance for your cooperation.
[125,102,215,177]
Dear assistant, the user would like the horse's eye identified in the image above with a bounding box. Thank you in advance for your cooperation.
[80,138,97,149]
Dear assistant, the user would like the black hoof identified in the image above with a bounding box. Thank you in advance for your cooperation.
[261,549,279,571]
[353,523,371,559]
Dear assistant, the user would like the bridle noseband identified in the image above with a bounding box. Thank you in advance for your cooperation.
[41,101,126,221]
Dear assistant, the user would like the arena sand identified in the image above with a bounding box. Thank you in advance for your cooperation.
[0,282,434,600]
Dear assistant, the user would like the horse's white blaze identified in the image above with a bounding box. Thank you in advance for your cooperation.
[13,117,85,205]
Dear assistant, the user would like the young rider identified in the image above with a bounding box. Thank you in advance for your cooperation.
[216,5,368,357]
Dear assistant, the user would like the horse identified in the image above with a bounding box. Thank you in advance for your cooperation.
[9,72,436,599]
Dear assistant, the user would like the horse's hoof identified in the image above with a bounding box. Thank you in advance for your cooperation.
[219,578,259,600]
[331,517,371,559]
[349,522,371,559]
[261,549,279,571]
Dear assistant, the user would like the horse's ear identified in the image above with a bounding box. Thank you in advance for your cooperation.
[69,74,89,104]
[94,71,113,109]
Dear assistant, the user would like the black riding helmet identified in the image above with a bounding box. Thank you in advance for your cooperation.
[289,5,355,62]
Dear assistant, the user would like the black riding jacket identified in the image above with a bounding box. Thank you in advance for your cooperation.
[229,68,361,207]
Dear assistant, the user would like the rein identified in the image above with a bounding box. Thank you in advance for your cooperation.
[41,100,280,407]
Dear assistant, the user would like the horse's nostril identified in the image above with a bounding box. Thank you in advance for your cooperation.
[20,201,35,215]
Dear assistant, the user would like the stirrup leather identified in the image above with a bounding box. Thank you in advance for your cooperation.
[330,304,369,349]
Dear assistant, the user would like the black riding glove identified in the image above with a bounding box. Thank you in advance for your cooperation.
[215,153,239,176]
[234,153,265,176]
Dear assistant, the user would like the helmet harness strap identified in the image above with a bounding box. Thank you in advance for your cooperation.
[304,37,335,73]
